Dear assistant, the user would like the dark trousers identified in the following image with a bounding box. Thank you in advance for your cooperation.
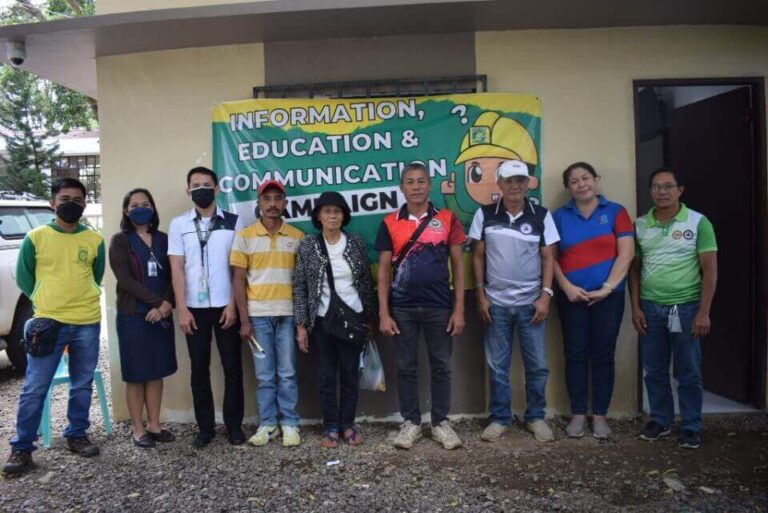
[391,306,452,425]
[185,307,244,435]
[312,319,362,433]
[558,291,625,416]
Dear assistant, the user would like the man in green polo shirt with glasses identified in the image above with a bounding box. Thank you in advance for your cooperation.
[629,168,717,449]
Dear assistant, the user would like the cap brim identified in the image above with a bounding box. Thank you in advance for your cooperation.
[454,145,524,165]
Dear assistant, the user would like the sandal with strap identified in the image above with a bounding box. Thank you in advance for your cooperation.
[342,428,363,446]
[320,431,339,449]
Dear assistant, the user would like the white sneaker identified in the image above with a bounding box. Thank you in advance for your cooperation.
[282,426,301,447]
[393,421,422,449]
[526,419,555,442]
[248,425,281,446]
[566,416,587,438]
[592,417,612,439]
[480,422,508,442]
[431,420,463,449]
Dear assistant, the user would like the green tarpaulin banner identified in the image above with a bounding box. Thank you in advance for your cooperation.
[212,93,542,267]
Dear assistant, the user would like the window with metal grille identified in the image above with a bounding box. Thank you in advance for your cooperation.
[253,75,487,99]
[52,155,101,202]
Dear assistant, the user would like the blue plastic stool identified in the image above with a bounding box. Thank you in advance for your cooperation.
[38,353,112,448]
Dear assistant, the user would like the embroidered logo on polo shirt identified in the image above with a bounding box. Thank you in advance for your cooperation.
[683,230,694,240]
[428,219,443,231]
[520,223,533,235]
[599,214,609,225]
[77,246,89,268]
[672,230,683,240]
[285,240,298,251]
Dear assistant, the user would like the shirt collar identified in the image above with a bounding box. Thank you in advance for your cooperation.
[646,203,689,227]
[47,221,87,234]
[188,206,224,221]
[253,219,288,236]
[398,202,437,221]
[565,194,608,211]
[495,197,535,217]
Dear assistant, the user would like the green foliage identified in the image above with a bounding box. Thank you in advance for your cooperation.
[0,66,59,197]
[0,0,97,197]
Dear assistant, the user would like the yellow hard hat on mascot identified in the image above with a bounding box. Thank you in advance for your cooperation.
[454,112,538,167]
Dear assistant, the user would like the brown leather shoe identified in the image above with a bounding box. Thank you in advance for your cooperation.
[3,450,33,476]
[66,437,100,457]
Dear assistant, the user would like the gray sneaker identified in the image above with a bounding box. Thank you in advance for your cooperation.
[566,416,586,438]
[481,422,508,442]
[592,417,612,439]
[431,420,463,450]
[393,421,422,449]
[526,419,555,442]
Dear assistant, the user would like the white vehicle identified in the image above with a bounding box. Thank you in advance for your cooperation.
[0,199,55,372]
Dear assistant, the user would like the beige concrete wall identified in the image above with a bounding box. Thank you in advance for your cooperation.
[476,25,768,417]
[97,43,265,421]
[97,24,768,424]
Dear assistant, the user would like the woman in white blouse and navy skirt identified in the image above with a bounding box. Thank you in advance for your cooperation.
[293,192,375,448]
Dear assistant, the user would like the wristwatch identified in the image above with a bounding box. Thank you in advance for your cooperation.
[542,287,554,298]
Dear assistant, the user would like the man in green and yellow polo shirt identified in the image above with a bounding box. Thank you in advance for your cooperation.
[231,180,304,447]
[629,168,717,450]
[4,178,105,476]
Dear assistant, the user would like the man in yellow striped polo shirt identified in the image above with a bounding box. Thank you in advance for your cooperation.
[231,180,304,447]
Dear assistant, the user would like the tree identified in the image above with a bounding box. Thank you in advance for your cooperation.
[0,67,59,197]
[0,0,97,197]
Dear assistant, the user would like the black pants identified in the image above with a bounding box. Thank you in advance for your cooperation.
[391,306,453,425]
[312,319,362,433]
[185,307,243,435]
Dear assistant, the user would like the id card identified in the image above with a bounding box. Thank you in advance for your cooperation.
[147,260,158,277]
[197,276,209,302]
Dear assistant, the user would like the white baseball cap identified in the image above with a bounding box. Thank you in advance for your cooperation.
[497,160,529,179]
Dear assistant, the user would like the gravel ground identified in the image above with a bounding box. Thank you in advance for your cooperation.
[1,346,767,513]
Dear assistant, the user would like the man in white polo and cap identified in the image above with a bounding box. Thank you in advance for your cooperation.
[469,160,560,443]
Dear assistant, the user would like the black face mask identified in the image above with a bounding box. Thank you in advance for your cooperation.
[56,202,85,224]
[191,188,215,209]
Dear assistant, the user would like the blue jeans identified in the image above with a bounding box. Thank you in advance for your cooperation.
[558,291,625,416]
[250,316,299,427]
[640,301,703,432]
[485,303,548,424]
[11,323,101,452]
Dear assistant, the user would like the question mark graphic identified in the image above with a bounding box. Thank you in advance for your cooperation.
[450,105,468,125]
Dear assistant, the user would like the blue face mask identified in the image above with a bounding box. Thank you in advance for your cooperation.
[128,207,153,226]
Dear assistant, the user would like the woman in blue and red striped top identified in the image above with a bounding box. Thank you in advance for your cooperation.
[553,162,635,440]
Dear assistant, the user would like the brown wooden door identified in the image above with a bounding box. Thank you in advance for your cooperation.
[667,86,754,403]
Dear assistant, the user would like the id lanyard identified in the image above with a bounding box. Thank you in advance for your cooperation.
[145,241,163,278]
[193,216,220,303]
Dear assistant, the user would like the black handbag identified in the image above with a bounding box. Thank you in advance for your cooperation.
[318,235,367,347]
[22,317,62,357]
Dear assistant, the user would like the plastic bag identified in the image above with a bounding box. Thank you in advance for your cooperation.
[359,339,386,392]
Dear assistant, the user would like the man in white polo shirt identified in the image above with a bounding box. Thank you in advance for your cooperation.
[168,166,245,448]
[231,180,304,447]
[470,160,560,443]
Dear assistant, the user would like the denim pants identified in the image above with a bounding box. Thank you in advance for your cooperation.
[185,307,244,435]
[312,319,362,434]
[558,291,625,416]
[250,316,299,427]
[11,323,101,452]
[640,301,703,432]
[485,303,548,424]
[391,307,452,425]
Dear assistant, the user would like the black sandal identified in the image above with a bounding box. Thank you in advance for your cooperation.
[132,433,156,448]
[147,429,175,443]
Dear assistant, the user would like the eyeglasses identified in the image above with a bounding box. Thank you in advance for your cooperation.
[650,183,678,193]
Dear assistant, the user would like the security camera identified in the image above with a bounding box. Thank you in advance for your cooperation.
[7,41,26,66]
